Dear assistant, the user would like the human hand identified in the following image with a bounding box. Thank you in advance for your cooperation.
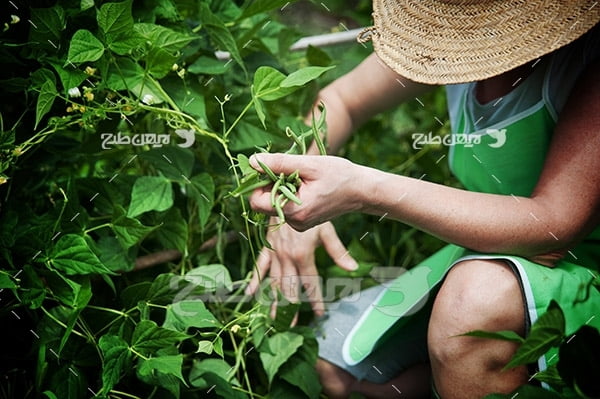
[245,220,358,317]
[248,153,364,231]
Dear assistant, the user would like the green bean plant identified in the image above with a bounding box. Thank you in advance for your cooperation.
[0,1,338,398]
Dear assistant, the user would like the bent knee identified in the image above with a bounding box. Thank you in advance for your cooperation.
[428,259,525,355]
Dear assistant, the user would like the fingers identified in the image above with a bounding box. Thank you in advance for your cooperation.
[320,223,359,271]
[245,248,272,295]
[249,153,306,176]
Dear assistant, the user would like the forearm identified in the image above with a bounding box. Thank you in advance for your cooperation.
[355,166,593,264]
[307,53,433,155]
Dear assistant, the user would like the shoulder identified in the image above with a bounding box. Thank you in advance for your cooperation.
[545,24,600,118]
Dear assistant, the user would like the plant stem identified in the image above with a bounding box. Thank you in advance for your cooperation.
[84,222,112,234]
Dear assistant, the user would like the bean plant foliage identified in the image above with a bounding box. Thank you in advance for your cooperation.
[0,0,338,398]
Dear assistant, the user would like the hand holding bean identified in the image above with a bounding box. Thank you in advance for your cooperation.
[248,153,364,232]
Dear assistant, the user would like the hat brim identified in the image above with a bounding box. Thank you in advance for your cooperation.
[368,0,600,84]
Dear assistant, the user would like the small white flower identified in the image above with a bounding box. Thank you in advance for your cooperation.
[10,15,20,24]
[171,63,179,71]
[141,94,155,105]
[68,87,81,98]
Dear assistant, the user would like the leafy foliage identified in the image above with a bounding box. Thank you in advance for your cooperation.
[1,0,456,398]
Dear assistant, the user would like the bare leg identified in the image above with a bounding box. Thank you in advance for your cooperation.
[428,259,528,399]
[317,358,430,399]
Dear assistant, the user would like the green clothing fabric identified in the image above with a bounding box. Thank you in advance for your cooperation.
[342,68,600,379]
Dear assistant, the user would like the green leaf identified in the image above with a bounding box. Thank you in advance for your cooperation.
[199,3,245,71]
[460,330,525,343]
[18,265,46,309]
[273,301,301,332]
[280,357,322,399]
[128,176,173,217]
[35,80,57,129]
[187,173,215,229]
[239,0,292,20]
[131,320,189,356]
[153,207,188,253]
[30,68,56,90]
[0,273,17,289]
[306,45,332,67]
[80,0,94,10]
[67,30,105,64]
[280,65,335,88]
[185,264,233,293]
[134,23,193,54]
[48,62,87,97]
[259,332,303,384]
[196,340,214,355]
[253,66,293,101]
[163,300,220,332]
[532,364,565,390]
[97,0,134,44]
[504,301,565,370]
[50,234,113,275]
[99,334,132,394]
[48,364,86,399]
[137,354,186,385]
[139,146,194,182]
[188,56,229,75]
[45,272,92,309]
[112,211,157,249]
[96,236,134,272]
[108,32,145,56]
[28,6,66,52]
[188,358,237,389]
[230,120,286,151]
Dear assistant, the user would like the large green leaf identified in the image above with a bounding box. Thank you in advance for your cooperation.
[127,176,173,217]
[99,334,132,394]
[279,357,321,399]
[188,358,238,389]
[49,234,113,275]
[139,146,194,182]
[35,80,57,129]
[163,299,220,332]
[134,23,193,54]
[253,66,292,101]
[259,332,303,384]
[280,65,335,88]
[153,207,188,253]
[28,6,66,53]
[49,61,88,97]
[131,320,189,356]
[45,272,92,309]
[67,30,105,64]
[199,3,244,71]
[187,173,215,229]
[112,212,156,248]
[185,264,233,293]
[137,354,186,391]
[97,0,134,44]
[504,301,565,370]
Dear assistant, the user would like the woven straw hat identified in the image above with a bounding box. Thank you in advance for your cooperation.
[358,0,600,84]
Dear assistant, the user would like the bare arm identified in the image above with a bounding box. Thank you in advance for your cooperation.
[308,52,433,154]
[251,61,600,266]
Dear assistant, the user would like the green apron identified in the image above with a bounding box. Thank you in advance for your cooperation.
[342,89,600,378]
